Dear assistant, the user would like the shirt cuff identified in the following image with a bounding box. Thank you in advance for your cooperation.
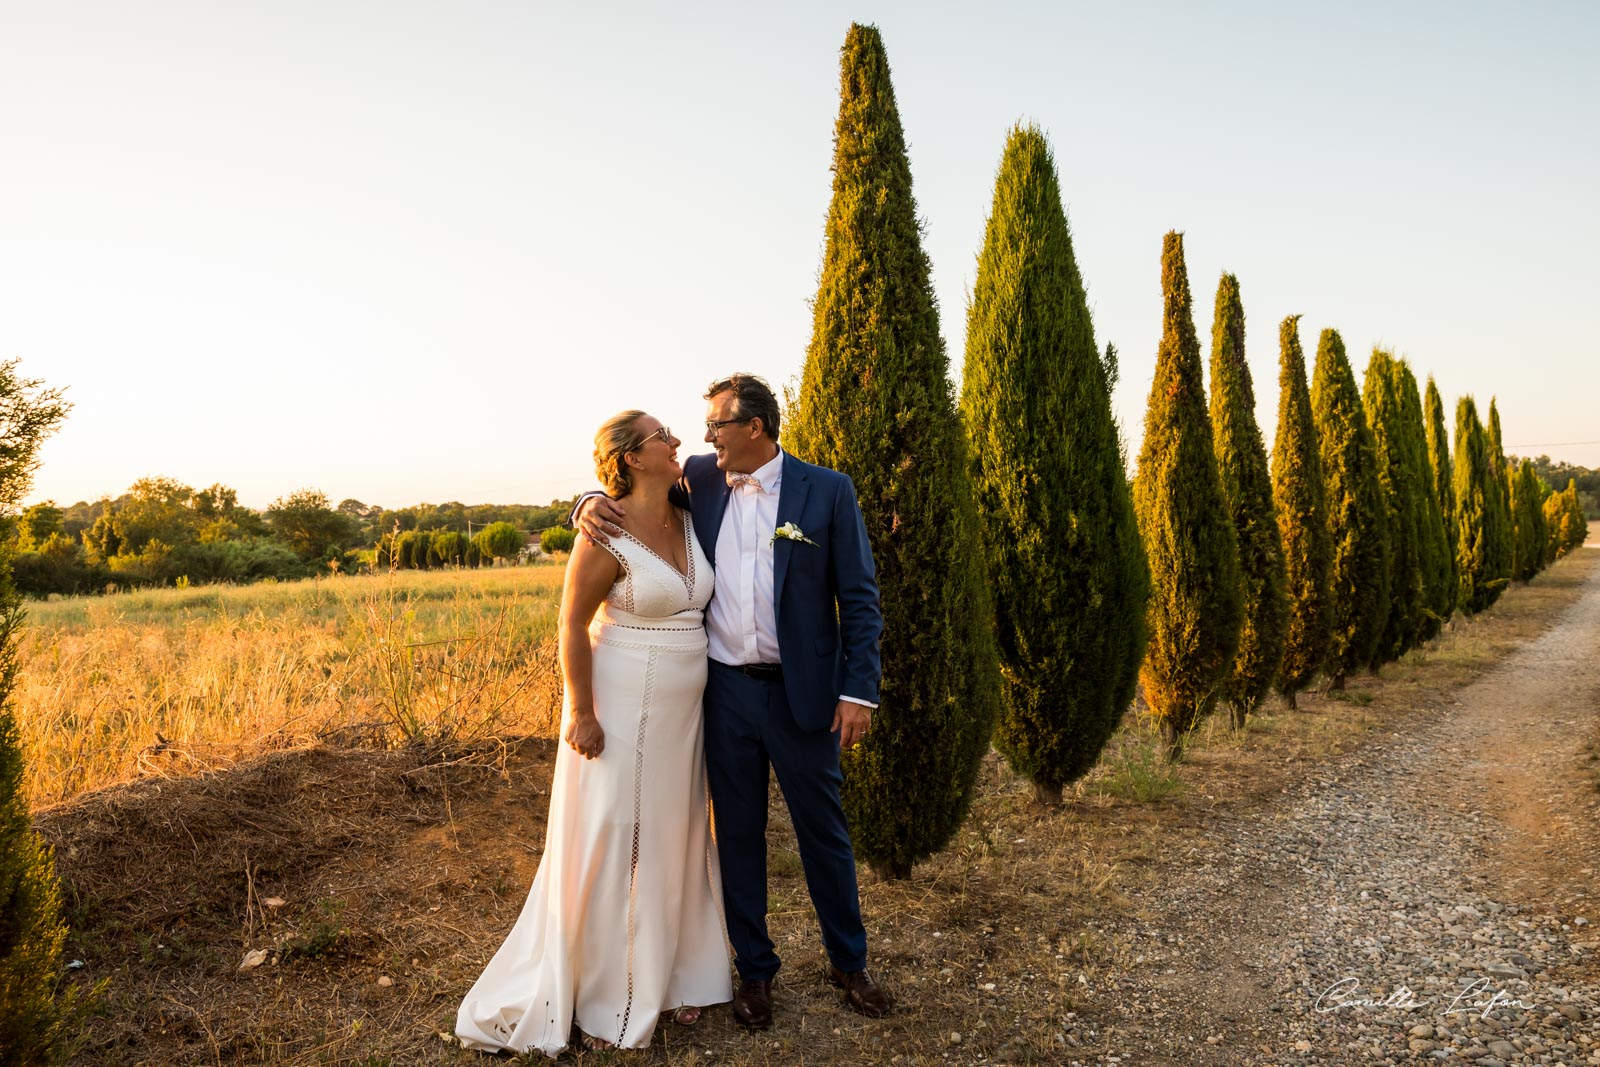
[839,695,878,709]
[566,490,607,528]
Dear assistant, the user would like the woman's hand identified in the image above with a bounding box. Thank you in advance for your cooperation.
[565,713,605,759]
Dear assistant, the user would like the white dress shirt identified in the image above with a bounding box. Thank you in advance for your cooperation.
[707,450,785,667]
[707,450,874,708]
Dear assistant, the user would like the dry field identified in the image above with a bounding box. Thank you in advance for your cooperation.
[17,564,567,809]
[26,528,1599,1065]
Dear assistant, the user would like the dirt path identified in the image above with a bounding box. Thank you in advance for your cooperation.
[1087,551,1600,1066]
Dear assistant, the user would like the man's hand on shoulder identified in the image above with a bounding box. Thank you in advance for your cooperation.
[575,495,627,545]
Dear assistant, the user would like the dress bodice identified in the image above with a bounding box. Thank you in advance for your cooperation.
[590,513,711,640]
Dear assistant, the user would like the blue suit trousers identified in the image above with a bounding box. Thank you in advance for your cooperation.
[703,660,867,980]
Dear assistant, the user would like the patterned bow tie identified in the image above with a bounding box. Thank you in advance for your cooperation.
[726,472,765,492]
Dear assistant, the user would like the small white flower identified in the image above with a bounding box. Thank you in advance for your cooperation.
[770,522,818,546]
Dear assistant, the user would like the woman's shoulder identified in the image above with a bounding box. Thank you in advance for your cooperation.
[569,528,626,579]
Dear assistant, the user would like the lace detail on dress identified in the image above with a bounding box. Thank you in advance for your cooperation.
[680,514,696,597]
[592,538,635,614]
[616,650,658,1043]
[613,514,693,596]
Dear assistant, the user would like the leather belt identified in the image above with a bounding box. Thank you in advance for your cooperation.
[731,663,783,681]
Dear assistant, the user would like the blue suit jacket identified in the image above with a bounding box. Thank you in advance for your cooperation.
[680,451,883,732]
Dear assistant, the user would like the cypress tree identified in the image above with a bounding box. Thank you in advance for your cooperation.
[0,595,76,1065]
[1485,400,1514,588]
[1534,476,1556,569]
[1132,233,1242,760]
[1362,350,1424,662]
[1270,316,1331,707]
[1207,274,1285,727]
[1453,396,1504,613]
[1394,362,1453,644]
[0,364,80,1064]
[1422,377,1458,625]
[1542,492,1564,562]
[1509,459,1547,582]
[788,24,999,877]
[1311,329,1390,686]
[960,124,1147,803]
[1560,479,1589,553]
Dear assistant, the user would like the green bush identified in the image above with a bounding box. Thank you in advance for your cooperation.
[430,530,466,567]
[476,521,525,563]
[538,526,576,554]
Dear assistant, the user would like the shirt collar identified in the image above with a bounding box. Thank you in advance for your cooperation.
[750,449,784,494]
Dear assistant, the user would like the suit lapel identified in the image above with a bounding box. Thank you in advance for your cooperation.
[688,456,732,568]
[708,479,732,566]
[772,452,810,615]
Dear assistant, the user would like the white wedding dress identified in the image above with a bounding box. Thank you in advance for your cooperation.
[455,517,731,1056]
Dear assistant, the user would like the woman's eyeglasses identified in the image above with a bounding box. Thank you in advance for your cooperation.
[633,426,672,449]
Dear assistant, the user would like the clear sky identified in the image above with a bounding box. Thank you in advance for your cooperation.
[2,1,1596,510]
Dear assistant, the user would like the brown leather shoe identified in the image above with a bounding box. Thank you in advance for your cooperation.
[731,977,773,1029]
[828,965,892,1017]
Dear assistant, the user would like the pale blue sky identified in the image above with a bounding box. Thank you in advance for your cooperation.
[2,1,1595,510]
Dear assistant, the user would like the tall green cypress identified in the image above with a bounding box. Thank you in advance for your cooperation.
[960,124,1147,803]
[1561,480,1589,552]
[1394,362,1453,644]
[1485,400,1514,588]
[1133,233,1242,759]
[1311,329,1390,686]
[0,594,73,1066]
[0,363,78,1065]
[1509,459,1547,582]
[788,24,999,877]
[1362,349,1424,662]
[1422,377,1458,625]
[1207,274,1285,726]
[1453,396,1503,613]
[1270,316,1331,707]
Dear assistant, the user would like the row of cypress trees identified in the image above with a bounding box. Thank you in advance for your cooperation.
[1135,250,1570,758]
[794,24,1585,875]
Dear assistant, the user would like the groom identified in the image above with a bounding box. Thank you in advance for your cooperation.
[575,374,891,1027]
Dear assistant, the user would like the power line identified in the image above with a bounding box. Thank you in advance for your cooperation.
[1505,440,1600,449]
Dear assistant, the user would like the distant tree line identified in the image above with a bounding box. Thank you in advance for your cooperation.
[4,480,578,597]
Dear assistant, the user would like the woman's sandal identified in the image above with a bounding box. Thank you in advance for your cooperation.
[579,1031,616,1052]
[670,1006,702,1026]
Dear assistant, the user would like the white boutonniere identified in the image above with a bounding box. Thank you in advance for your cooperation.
[771,522,818,547]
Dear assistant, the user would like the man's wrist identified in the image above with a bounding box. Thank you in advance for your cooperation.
[839,695,877,709]
[567,490,606,528]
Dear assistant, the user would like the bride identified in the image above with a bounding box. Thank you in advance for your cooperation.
[456,411,732,1055]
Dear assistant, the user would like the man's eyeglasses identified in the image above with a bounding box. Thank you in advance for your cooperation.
[705,417,752,436]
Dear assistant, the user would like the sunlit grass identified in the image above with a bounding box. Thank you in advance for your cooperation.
[17,564,568,809]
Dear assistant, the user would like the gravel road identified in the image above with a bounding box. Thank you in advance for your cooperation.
[1082,550,1600,1066]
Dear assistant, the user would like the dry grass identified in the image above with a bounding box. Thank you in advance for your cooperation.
[18,565,567,809]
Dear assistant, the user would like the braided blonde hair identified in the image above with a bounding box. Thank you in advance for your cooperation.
[593,410,647,497]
